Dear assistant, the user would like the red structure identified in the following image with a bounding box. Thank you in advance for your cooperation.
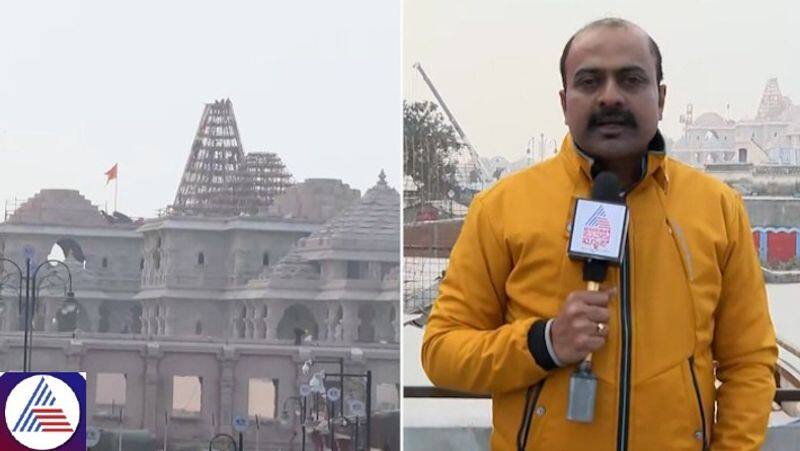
[752,227,799,265]
[767,231,797,264]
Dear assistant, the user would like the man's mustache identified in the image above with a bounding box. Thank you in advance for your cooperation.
[588,109,638,129]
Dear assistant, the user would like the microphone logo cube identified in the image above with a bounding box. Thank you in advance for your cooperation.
[582,205,612,250]
[569,199,628,263]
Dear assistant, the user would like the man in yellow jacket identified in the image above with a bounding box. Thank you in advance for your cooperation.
[421,18,777,451]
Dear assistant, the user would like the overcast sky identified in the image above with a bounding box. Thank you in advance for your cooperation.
[405,0,800,162]
[0,1,400,218]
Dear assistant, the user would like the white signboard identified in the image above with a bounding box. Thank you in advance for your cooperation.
[233,415,250,432]
[326,387,341,402]
[348,399,365,416]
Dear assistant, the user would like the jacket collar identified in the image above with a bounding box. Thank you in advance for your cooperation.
[558,130,669,193]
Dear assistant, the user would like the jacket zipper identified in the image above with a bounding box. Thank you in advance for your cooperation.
[616,240,632,451]
[517,381,544,451]
[615,151,652,451]
[688,356,708,450]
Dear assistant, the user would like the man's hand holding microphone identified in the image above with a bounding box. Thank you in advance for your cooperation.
[550,288,616,365]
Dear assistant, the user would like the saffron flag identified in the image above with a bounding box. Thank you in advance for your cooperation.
[104,164,118,185]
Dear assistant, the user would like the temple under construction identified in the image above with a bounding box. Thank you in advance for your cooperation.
[0,98,399,450]
[171,99,294,216]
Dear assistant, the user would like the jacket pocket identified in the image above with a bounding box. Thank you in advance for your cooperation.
[630,359,703,449]
[688,357,708,450]
[517,381,544,451]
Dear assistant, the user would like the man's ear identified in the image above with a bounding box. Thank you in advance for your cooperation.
[560,89,567,123]
[658,84,667,120]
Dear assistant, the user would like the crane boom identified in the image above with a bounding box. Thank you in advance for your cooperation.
[413,63,490,184]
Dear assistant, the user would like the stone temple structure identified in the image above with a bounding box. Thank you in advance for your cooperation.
[0,100,400,450]
[670,78,800,196]
[672,78,800,167]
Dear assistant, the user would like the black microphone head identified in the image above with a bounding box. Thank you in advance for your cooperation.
[591,171,622,203]
[583,171,622,283]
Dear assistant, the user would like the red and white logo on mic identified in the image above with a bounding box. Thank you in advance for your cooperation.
[569,199,627,261]
[4,375,80,450]
[581,206,612,251]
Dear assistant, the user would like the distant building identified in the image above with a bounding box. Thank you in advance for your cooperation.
[673,78,800,167]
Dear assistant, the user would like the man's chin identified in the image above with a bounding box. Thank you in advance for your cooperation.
[581,134,642,160]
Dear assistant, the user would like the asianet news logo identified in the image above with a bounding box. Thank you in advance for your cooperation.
[0,373,86,451]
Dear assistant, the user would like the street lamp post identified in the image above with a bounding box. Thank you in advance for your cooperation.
[0,257,74,372]
[29,259,75,371]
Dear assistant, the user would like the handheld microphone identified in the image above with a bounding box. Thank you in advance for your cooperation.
[582,171,623,291]
[566,171,626,423]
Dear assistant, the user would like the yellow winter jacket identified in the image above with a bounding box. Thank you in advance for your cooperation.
[421,132,777,450]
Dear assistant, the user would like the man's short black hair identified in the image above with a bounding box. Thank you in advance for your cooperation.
[560,18,663,88]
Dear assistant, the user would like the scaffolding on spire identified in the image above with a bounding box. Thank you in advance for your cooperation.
[756,78,791,120]
[170,99,294,216]
[237,152,294,212]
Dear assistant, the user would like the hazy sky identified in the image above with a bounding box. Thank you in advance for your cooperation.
[404,0,800,162]
[1,1,400,218]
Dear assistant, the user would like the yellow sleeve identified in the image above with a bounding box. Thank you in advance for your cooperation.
[710,193,778,450]
[421,195,551,395]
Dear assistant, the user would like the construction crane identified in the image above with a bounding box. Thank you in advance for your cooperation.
[413,63,491,186]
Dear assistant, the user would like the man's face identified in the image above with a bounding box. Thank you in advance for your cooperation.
[560,25,666,160]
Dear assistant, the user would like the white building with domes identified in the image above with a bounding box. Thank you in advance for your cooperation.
[672,78,800,168]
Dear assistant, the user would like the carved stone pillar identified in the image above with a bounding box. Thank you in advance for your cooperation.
[244,304,254,339]
[311,305,327,342]
[142,305,151,336]
[78,300,101,333]
[341,302,360,343]
[325,304,340,343]
[162,305,172,336]
[391,307,399,343]
[218,346,237,435]
[141,343,162,431]
[147,305,156,336]
[371,305,393,343]
[265,303,286,340]
[255,304,266,339]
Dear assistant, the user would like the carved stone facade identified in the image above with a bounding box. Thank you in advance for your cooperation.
[0,172,400,449]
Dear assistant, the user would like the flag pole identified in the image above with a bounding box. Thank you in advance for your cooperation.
[104,163,119,213]
[114,168,119,213]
